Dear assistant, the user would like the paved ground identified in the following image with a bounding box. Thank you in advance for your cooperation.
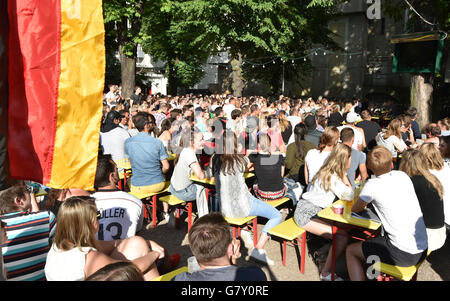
[138,210,450,281]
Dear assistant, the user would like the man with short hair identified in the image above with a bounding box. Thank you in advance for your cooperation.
[105,84,120,109]
[173,212,266,281]
[338,111,366,151]
[0,184,57,281]
[405,107,421,140]
[118,110,130,130]
[92,155,144,241]
[346,146,428,281]
[100,110,131,162]
[130,86,143,107]
[356,109,382,152]
[340,128,368,189]
[125,112,170,198]
[304,115,322,148]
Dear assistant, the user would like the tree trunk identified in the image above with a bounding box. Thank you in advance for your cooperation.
[410,73,433,131]
[119,45,136,100]
[231,53,245,97]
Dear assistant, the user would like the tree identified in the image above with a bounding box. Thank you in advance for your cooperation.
[103,0,147,99]
[162,0,340,97]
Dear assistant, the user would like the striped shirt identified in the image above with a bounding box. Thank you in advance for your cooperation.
[1,210,56,281]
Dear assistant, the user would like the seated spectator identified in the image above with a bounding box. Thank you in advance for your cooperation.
[100,110,131,162]
[249,133,287,202]
[45,196,177,281]
[405,107,422,140]
[85,261,145,281]
[399,150,446,251]
[398,114,416,147]
[304,126,340,186]
[420,143,450,228]
[294,143,353,281]
[285,123,315,185]
[125,112,170,221]
[0,184,57,281]
[304,114,323,148]
[277,110,292,145]
[92,154,144,240]
[338,111,366,151]
[1,217,8,280]
[173,212,266,281]
[376,118,407,160]
[38,188,91,217]
[340,128,369,189]
[356,109,382,152]
[212,132,282,265]
[438,117,450,136]
[266,115,287,153]
[423,123,441,146]
[439,135,450,167]
[169,130,209,218]
[346,146,428,281]
[158,118,178,152]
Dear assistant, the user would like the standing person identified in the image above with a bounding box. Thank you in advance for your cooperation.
[356,109,382,152]
[125,112,170,221]
[346,146,428,281]
[223,97,236,120]
[130,86,143,107]
[294,144,353,281]
[44,196,173,281]
[169,130,209,218]
[212,132,282,265]
[285,123,316,184]
[340,128,369,189]
[105,84,120,109]
[173,212,266,281]
[304,126,340,186]
[249,134,287,202]
[0,184,57,281]
[338,111,366,151]
[399,150,446,251]
[420,143,450,229]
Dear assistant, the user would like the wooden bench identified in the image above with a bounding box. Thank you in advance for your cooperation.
[374,250,432,281]
[268,218,307,274]
[129,181,171,228]
[225,216,258,247]
[159,194,194,231]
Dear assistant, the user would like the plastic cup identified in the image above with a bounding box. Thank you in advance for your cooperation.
[333,204,344,215]
[187,256,200,273]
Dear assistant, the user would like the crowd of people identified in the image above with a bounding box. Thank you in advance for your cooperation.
[1,84,449,281]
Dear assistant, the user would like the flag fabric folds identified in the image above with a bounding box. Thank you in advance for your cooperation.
[7,0,105,190]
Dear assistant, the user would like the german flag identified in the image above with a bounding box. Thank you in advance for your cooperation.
[7,0,105,190]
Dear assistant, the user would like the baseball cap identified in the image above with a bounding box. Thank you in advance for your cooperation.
[346,111,358,124]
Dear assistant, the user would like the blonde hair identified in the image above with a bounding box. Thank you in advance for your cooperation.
[420,142,444,170]
[399,149,443,199]
[277,110,290,132]
[259,112,270,130]
[312,143,352,192]
[383,118,402,139]
[53,196,98,251]
[318,126,340,152]
[367,146,392,175]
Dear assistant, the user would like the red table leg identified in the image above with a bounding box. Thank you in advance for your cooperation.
[300,232,306,274]
[152,195,157,228]
[331,222,337,281]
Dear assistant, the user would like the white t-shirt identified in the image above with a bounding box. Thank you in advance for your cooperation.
[338,125,364,150]
[223,103,236,120]
[305,149,331,184]
[429,166,450,225]
[100,127,131,162]
[303,174,353,208]
[376,133,406,158]
[170,148,198,191]
[287,116,302,144]
[92,190,144,241]
[359,170,428,254]
[105,91,118,108]
[45,245,96,281]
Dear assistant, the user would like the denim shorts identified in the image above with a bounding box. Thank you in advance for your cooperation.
[168,183,197,201]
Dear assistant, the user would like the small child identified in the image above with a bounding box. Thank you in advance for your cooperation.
[346,146,428,281]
